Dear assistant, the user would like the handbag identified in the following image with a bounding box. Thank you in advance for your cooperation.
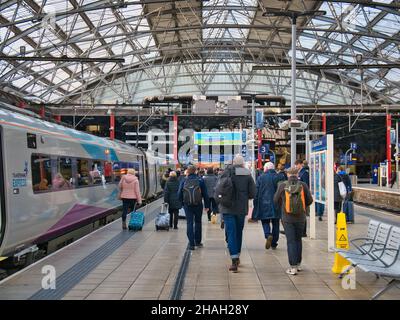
[338,181,347,199]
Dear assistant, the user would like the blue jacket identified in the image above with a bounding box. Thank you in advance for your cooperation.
[299,166,310,187]
[252,169,282,220]
[178,174,210,208]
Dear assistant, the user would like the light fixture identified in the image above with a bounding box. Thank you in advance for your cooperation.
[355,54,363,64]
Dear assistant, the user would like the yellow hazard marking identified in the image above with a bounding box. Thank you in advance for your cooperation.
[339,234,347,242]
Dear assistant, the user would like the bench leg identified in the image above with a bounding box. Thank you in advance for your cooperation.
[338,264,355,279]
[371,279,398,300]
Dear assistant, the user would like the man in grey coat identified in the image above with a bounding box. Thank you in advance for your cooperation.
[217,155,256,272]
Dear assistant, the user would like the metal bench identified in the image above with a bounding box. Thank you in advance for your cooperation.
[336,221,392,278]
[339,223,400,299]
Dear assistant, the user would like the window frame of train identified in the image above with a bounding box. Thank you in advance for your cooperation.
[31,153,140,194]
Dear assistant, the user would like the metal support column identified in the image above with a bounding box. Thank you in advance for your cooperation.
[251,96,256,180]
[110,112,115,140]
[290,18,297,167]
[387,113,392,185]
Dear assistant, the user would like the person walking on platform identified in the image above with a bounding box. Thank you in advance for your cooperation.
[203,167,218,221]
[274,167,313,275]
[337,166,354,223]
[164,171,182,230]
[118,168,142,230]
[178,165,210,250]
[252,162,284,250]
[295,160,310,237]
[215,155,256,273]
[334,168,344,223]
[277,163,288,182]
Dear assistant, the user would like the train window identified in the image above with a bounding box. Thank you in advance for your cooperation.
[113,162,122,182]
[53,157,73,190]
[104,161,113,183]
[77,159,90,186]
[90,160,103,185]
[31,154,52,193]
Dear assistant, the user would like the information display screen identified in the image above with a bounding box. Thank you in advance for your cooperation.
[194,132,242,145]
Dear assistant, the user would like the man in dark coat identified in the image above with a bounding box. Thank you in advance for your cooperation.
[253,162,285,250]
[164,171,182,229]
[217,155,256,272]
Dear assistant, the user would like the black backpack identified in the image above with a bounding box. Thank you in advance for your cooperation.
[283,180,306,215]
[214,168,234,207]
[182,178,202,206]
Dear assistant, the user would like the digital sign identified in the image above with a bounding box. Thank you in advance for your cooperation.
[194,132,242,145]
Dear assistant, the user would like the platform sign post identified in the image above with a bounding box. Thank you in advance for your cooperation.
[310,135,334,251]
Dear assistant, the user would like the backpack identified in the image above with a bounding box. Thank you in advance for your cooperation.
[214,168,234,208]
[283,181,306,215]
[182,178,202,206]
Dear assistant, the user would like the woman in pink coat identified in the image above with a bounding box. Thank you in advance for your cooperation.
[118,168,142,229]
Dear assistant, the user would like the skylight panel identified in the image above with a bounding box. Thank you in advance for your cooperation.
[373,14,400,37]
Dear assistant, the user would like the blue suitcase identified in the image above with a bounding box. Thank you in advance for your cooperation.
[128,211,145,231]
[343,200,354,223]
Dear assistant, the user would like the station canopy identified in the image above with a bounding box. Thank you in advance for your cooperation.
[1,0,400,107]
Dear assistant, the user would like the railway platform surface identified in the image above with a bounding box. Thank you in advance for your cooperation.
[353,184,400,194]
[0,200,399,300]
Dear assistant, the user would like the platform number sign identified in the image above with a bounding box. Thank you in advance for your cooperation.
[350,142,357,150]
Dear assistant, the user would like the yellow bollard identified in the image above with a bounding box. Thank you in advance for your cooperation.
[332,212,351,274]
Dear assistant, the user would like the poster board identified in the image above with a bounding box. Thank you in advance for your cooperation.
[309,135,335,251]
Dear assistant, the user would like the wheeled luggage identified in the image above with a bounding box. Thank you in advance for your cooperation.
[343,199,355,223]
[155,203,170,231]
[128,204,145,231]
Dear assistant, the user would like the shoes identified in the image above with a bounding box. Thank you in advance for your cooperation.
[122,221,127,230]
[196,243,204,248]
[229,258,239,272]
[174,226,178,230]
[347,221,354,224]
[271,246,277,250]
[296,264,303,272]
[265,235,273,250]
[318,216,323,221]
[286,267,297,275]
[189,246,195,250]
[221,221,225,229]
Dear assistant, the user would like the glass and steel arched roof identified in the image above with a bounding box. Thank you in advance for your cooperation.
[0,0,400,106]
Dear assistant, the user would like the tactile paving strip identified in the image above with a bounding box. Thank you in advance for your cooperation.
[29,208,158,300]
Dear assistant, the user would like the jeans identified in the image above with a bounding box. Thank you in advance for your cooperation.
[122,199,136,222]
[261,218,280,247]
[223,214,245,259]
[169,208,179,228]
[184,205,203,246]
[207,197,218,220]
[316,202,325,217]
[282,221,305,267]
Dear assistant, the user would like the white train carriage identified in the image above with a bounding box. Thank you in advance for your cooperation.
[0,103,174,266]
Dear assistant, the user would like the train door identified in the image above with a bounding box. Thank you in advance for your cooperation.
[0,127,6,249]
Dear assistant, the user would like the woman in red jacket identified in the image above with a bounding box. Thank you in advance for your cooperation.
[118,169,142,229]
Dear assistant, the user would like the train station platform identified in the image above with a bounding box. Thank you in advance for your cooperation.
[0,200,399,300]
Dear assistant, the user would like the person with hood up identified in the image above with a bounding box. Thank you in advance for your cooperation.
[118,168,142,230]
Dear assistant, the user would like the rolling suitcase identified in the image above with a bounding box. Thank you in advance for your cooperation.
[155,203,170,231]
[128,203,145,231]
[343,199,355,223]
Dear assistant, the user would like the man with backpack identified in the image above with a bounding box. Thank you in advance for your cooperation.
[295,159,310,237]
[178,165,210,250]
[274,167,313,275]
[215,155,256,273]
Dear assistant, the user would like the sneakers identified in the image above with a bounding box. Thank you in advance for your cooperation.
[265,235,273,250]
[196,243,204,248]
[122,221,127,230]
[271,246,277,250]
[296,264,303,272]
[286,267,297,275]
[318,216,323,221]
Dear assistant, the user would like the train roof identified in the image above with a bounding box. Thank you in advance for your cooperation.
[0,103,136,153]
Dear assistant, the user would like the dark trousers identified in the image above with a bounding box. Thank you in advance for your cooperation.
[283,221,305,267]
[223,214,245,259]
[122,199,136,222]
[169,208,179,228]
[207,197,218,220]
[334,201,342,222]
[261,218,280,247]
[316,202,325,217]
[184,205,203,246]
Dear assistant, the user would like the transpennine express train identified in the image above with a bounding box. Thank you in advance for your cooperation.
[0,102,174,271]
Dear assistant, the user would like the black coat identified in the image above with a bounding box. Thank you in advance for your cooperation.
[163,177,182,210]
